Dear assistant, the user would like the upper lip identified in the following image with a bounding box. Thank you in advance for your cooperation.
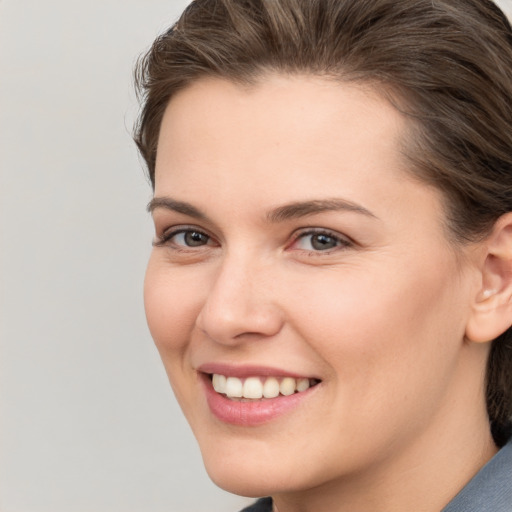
[197,363,319,380]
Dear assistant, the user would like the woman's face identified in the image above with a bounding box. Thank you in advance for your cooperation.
[145,75,483,496]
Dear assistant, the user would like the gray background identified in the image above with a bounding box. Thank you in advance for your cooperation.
[1,1,511,511]
[0,1,252,511]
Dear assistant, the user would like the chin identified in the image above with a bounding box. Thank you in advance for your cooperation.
[195,427,334,498]
[206,467,275,498]
[196,433,280,495]
[203,455,302,498]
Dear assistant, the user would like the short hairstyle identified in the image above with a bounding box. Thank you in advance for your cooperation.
[134,0,512,445]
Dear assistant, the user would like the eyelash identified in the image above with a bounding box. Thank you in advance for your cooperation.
[154,226,353,254]
[154,226,215,249]
[289,228,353,253]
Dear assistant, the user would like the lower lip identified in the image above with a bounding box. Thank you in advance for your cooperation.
[201,374,318,426]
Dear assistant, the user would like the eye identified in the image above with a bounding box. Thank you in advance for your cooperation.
[154,227,215,248]
[174,230,210,247]
[291,229,351,252]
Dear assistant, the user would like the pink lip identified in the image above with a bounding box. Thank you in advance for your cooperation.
[198,368,319,427]
[198,363,314,379]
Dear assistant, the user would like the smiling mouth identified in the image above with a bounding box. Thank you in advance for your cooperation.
[209,374,321,401]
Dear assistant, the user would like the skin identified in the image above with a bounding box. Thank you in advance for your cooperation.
[145,75,499,512]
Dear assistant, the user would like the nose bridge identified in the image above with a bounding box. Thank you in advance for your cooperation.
[196,248,283,344]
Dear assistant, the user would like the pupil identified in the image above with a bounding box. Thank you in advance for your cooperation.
[185,231,207,246]
[311,234,336,250]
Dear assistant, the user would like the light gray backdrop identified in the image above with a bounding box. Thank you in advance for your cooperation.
[1,1,511,511]
[0,1,252,511]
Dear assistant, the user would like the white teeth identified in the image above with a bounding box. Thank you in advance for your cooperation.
[262,377,280,398]
[280,377,296,396]
[212,374,316,399]
[296,378,310,392]
[243,377,263,399]
[225,376,243,398]
[212,374,227,393]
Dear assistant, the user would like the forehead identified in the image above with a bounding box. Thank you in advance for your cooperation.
[153,74,445,230]
[158,75,404,150]
[156,75,408,183]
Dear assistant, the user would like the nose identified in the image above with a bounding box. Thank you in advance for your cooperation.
[195,254,284,345]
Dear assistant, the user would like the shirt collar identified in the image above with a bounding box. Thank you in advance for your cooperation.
[442,437,512,512]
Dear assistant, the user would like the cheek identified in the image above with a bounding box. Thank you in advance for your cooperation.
[143,257,208,423]
[143,256,201,357]
[285,257,467,412]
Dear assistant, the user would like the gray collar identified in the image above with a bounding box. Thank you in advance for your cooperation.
[442,438,512,512]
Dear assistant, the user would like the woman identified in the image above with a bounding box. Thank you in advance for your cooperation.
[134,1,512,510]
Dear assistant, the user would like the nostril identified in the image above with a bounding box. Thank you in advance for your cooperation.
[196,301,285,346]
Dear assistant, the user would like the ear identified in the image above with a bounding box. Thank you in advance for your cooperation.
[466,212,512,343]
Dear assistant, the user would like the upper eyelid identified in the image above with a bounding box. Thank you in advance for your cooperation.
[291,227,354,243]
[154,225,216,247]
[151,210,219,237]
[159,224,212,238]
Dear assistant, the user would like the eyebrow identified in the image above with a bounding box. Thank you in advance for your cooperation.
[148,196,377,222]
[147,197,207,219]
[266,198,377,222]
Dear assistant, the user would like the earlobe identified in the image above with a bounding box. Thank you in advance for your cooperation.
[465,213,512,343]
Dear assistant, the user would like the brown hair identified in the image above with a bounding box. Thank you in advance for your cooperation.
[134,0,512,445]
